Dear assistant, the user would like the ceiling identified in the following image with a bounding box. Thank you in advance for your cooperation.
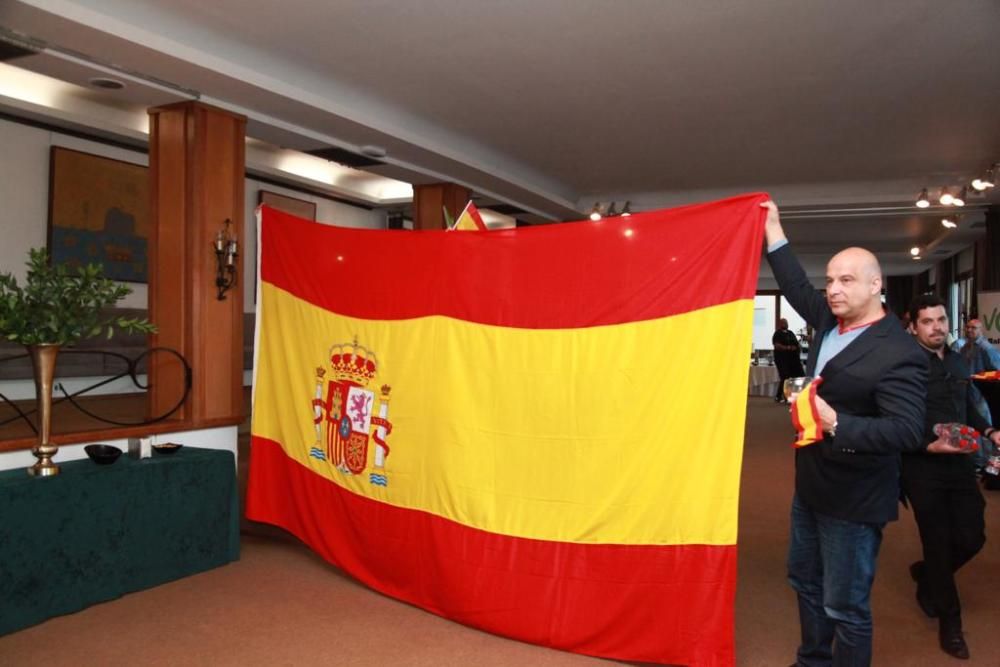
[1,0,999,284]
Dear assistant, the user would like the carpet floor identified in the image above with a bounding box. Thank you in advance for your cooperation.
[1,397,998,666]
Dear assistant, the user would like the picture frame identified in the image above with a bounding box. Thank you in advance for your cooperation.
[47,146,150,283]
[258,189,317,221]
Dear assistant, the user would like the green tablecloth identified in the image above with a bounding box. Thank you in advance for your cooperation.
[0,446,240,635]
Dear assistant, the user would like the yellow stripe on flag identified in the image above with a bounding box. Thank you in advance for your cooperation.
[252,282,751,546]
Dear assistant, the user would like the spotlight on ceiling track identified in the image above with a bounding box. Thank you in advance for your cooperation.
[606,202,619,217]
[915,188,930,208]
[589,203,602,221]
[941,217,958,229]
[910,247,920,256]
[952,186,966,207]
[972,164,997,191]
[939,187,954,206]
[621,201,632,217]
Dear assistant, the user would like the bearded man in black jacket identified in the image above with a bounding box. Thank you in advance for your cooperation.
[902,294,1000,660]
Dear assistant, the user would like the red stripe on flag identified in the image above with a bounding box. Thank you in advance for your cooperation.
[246,436,736,666]
[259,193,768,329]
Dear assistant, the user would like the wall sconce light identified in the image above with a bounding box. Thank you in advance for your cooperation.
[214,218,238,300]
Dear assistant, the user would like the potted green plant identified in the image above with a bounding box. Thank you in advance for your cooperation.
[0,247,157,477]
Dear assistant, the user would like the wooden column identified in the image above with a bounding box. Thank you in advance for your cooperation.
[412,183,471,230]
[147,102,246,425]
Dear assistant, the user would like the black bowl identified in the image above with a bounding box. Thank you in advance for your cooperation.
[152,443,183,455]
[84,444,122,465]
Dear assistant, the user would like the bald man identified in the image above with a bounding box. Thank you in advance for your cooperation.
[761,201,928,667]
[955,318,1000,470]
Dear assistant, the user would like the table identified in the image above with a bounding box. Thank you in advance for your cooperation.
[748,365,780,397]
[0,446,239,635]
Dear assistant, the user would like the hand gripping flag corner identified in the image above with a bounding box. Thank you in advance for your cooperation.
[247,195,769,666]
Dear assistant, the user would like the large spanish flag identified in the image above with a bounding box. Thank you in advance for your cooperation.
[247,193,767,666]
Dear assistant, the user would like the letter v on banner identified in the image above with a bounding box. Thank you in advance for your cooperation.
[977,292,1000,343]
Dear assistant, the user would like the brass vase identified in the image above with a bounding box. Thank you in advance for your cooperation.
[27,343,61,477]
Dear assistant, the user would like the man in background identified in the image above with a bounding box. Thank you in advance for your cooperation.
[903,295,1000,660]
[954,318,1000,372]
[954,318,1000,469]
[773,317,804,403]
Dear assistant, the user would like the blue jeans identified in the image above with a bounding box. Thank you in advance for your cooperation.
[787,494,884,667]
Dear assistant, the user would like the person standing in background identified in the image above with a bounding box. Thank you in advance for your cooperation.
[953,318,1000,468]
[954,318,1000,372]
[773,317,805,403]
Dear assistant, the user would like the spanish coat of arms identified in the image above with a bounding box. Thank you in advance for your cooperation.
[310,338,393,486]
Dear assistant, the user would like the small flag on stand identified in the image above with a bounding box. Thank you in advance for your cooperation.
[791,377,825,447]
[449,200,488,231]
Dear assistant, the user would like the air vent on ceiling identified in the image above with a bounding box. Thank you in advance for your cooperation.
[88,77,125,90]
[305,147,384,168]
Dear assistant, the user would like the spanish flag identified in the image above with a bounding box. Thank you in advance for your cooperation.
[790,377,825,448]
[247,193,768,666]
[449,200,488,231]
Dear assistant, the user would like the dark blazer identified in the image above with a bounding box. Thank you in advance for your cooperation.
[768,244,928,523]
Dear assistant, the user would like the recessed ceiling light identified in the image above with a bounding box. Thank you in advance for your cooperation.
[88,77,125,90]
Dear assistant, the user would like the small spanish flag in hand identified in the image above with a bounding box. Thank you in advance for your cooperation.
[790,377,825,448]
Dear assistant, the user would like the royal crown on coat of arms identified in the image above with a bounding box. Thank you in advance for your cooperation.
[310,336,393,486]
[329,340,378,385]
